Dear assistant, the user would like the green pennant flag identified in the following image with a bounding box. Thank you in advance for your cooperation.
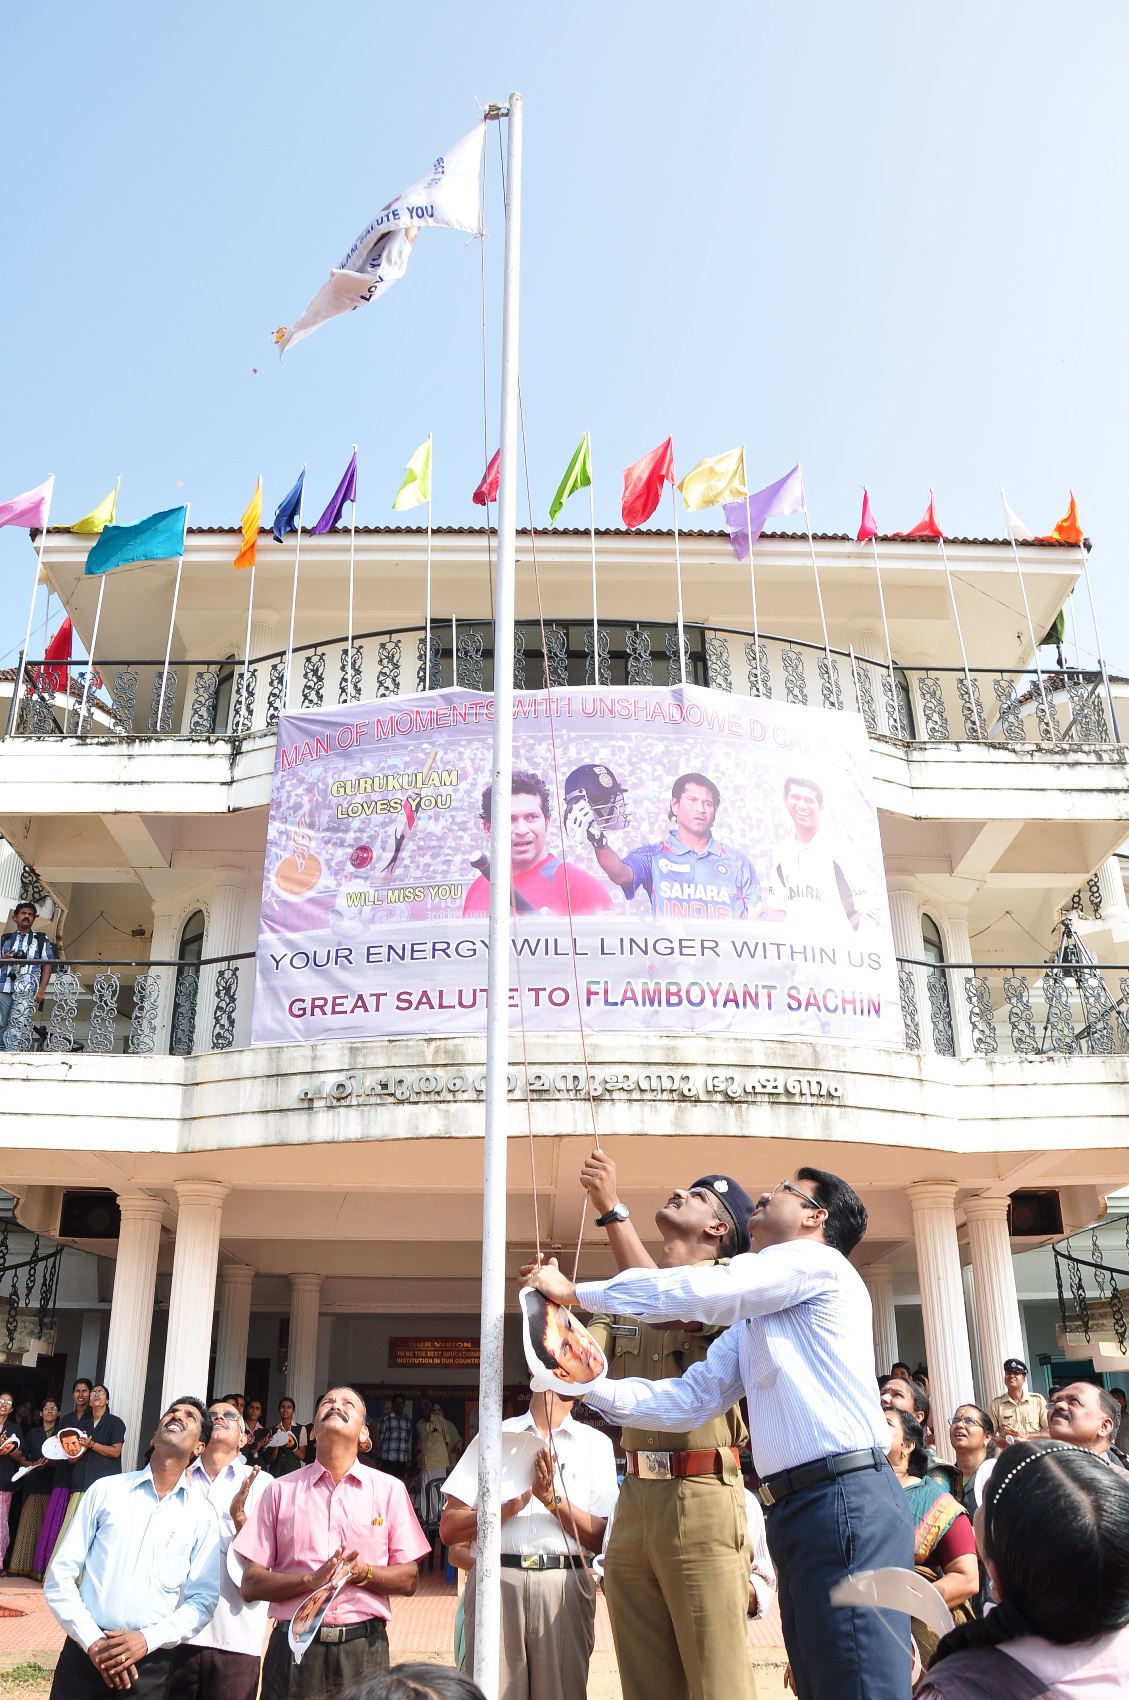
[1040,607,1066,647]
[549,434,591,525]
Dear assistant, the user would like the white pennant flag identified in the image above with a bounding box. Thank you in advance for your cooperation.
[1001,489,1035,543]
[277,122,486,355]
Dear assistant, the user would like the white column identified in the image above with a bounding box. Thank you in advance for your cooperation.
[963,1195,1025,1410]
[103,1195,165,1470]
[161,1181,229,1412]
[286,1273,323,1426]
[887,880,926,1052]
[212,1264,255,1400]
[200,872,248,1051]
[942,908,975,1058]
[907,1182,975,1461]
[1096,856,1129,920]
[148,900,182,1056]
[862,1262,899,1377]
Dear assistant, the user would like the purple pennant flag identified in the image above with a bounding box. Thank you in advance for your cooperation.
[310,451,358,535]
[723,464,806,562]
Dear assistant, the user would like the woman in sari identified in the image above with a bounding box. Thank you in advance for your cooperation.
[885,1407,978,1667]
[7,1399,58,1577]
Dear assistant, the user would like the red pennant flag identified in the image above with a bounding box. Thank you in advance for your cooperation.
[472,451,500,507]
[32,617,73,695]
[1039,491,1084,545]
[621,438,675,529]
[896,490,943,539]
[857,489,878,542]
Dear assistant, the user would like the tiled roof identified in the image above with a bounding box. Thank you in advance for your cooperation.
[43,525,1086,548]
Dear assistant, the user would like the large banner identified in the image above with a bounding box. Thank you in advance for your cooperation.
[252,685,903,1047]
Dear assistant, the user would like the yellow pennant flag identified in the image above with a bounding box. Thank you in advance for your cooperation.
[235,477,262,568]
[70,481,119,534]
[393,437,432,511]
[678,447,747,512]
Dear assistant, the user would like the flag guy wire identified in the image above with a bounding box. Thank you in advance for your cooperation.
[671,467,687,686]
[1000,488,1054,740]
[13,477,55,736]
[156,502,190,734]
[475,91,521,1700]
[799,467,837,702]
[283,476,307,712]
[868,536,901,735]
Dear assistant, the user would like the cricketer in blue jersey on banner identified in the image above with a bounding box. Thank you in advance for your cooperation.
[569,770,761,920]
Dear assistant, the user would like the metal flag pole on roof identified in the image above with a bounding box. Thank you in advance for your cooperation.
[671,464,687,686]
[935,523,985,739]
[347,445,358,699]
[474,91,521,1700]
[75,476,123,736]
[587,436,602,684]
[12,478,55,739]
[1000,488,1055,741]
[743,456,763,696]
[799,466,837,705]
[283,476,307,711]
[1076,531,1121,743]
[426,435,434,689]
[156,504,190,733]
[867,538,900,734]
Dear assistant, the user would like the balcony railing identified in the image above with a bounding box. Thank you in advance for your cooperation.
[3,620,1121,750]
[0,953,251,1057]
[2,946,1129,1068]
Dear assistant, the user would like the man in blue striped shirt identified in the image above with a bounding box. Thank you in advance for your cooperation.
[523,1168,914,1700]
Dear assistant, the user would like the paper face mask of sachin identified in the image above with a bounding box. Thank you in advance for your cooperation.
[520,1287,607,1394]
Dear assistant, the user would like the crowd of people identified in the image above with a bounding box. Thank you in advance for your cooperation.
[5,1158,1129,1698]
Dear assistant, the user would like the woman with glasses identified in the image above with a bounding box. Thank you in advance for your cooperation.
[885,1406,978,1668]
[950,1405,996,1515]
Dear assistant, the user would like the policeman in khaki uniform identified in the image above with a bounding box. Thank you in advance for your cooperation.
[988,1357,1049,1442]
[581,1152,756,1700]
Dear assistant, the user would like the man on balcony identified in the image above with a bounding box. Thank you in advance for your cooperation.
[463,771,613,918]
[574,771,760,921]
[0,901,55,1046]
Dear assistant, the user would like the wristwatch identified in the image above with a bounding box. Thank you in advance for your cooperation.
[547,1493,563,1510]
[595,1203,630,1227]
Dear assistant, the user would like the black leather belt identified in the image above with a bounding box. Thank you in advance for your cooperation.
[316,1618,388,1644]
[500,1553,587,1571]
[758,1447,886,1508]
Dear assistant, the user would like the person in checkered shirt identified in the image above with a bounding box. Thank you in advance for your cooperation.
[376,1396,412,1479]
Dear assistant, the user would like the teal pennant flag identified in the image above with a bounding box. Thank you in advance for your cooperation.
[84,506,188,576]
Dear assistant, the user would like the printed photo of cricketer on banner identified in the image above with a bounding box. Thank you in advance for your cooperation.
[251,684,903,1046]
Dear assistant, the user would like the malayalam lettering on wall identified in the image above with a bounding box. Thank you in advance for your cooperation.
[251,684,903,1047]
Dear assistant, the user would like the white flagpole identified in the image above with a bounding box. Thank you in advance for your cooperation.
[1076,524,1121,741]
[283,473,307,712]
[77,576,107,735]
[868,537,900,733]
[742,451,762,696]
[424,433,434,690]
[935,515,984,737]
[799,466,836,700]
[1000,488,1053,738]
[347,445,358,698]
[587,434,601,684]
[452,613,458,688]
[156,503,190,734]
[12,477,55,736]
[236,477,261,735]
[671,462,687,686]
[475,91,521,1700]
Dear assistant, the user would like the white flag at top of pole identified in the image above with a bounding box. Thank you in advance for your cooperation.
[276,124,487,355]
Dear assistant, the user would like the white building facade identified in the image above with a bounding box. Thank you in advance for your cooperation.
[1,519,1127,1466]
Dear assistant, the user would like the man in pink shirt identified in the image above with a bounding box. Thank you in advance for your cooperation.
[234,1386,429,1699]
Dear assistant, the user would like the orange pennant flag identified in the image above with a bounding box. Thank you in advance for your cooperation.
[235,477,262,568]
[1039,491,1083,545]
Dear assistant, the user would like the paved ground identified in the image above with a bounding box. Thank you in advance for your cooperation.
[0,1571,788,1697]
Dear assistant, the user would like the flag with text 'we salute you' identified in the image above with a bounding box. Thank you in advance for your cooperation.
[276,124,486,355]
[84,507,188,576]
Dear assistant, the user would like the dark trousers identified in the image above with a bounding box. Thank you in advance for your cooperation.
[765,1458,914,1700]
[168,1643,261,1700]
[260,1617,389,1700]
[51,1638,174,1700]
[377,1459,408,1480]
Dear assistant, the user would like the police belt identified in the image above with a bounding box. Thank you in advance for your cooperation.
[500,1552,588,1571]
[624,1446,741,1481]
[757,1446,887,1508]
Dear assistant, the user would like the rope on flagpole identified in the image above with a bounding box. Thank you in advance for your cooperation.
[12,479,55,741]
[283,475,306,713]
[671,460,687,686]
[156,502,190,734]
[348,445,358,698]
[425,434,433,691]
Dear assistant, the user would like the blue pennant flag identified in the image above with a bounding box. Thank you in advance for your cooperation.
[84,506,188,577]
[272,469,306,542]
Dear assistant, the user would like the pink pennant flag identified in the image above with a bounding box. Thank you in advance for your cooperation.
[472,451,500,507]
[0,474,54,531]
[858,489,878,542]
[896,490,943,539]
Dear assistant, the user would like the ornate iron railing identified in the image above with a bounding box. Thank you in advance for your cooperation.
[896,954,1129,1059]
[4,621,1121,750]
[0,953,251,1057]
[1053,1213,1129,1363]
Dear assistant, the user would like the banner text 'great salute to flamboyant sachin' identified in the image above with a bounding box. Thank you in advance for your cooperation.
[251,685,903,1048]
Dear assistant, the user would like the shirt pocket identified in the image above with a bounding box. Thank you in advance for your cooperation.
[152,1522,198,1594]
[744,1320,779,1391]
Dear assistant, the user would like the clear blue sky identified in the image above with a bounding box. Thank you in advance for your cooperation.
[2,1,1127,668]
